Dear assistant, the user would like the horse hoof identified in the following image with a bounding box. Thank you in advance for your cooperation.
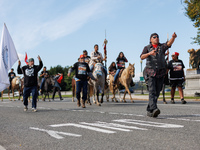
[97,103,101,106]
[88,103,92,105]
[163,101,167,104]
[120,100,123,102]
[131,101,134,103]
[124,101,127,103]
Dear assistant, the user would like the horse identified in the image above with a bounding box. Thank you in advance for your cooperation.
[109,63,135,103]
[89,63,105,106]
[188,48,200,69]
[39,76,54,102]
[1,76,22,101]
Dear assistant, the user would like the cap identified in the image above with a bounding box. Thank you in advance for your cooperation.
[150,33,159,39]
[172,52,179,56]
[28,58,34,62]
[80,54,84,58]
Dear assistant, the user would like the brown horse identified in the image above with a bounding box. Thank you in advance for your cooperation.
[1,76,22,101]
[109,63,135,103]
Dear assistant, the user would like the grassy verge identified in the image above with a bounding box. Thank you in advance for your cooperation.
[1,94,73,100]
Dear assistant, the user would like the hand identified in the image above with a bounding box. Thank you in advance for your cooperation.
[172,32,177,38]
[38,55,41,61]
[18,60,21,66]
[97,56,101,59]
[149,50,156,56]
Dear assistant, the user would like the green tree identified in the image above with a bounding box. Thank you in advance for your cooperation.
[184,0,200,44]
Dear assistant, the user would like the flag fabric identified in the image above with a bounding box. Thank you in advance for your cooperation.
[0,23,18,92]
[25,52,28,65]
[57,74,63,84]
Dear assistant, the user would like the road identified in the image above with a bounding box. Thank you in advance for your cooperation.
[0,97,200,150]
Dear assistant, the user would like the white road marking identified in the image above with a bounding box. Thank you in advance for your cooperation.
[29,127,81,139]
[80,121,147,131]
[113,119,184,128]
[80,122,132,132]
[50,123,116,134]
[0,145,6,150]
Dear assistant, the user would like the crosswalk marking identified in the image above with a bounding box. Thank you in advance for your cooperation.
[50,123,116,134]
[113,119,184,128]
[29,127,81,139]
[80,122,148,131]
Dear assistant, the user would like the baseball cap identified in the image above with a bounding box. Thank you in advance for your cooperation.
[172,52,179,56]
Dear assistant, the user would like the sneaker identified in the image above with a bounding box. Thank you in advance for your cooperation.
[60,98,63,101]
[24,106,28,111]
[32,108,37,112]
[82,103,86,108]
[152,109,160,118]
[171,100,175,104]
[181,100,187,104]
[147,111,153,117]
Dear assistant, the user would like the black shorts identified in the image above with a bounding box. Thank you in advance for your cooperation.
[170,80,184,87]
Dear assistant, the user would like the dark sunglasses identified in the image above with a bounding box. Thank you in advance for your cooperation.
[152,36,159,39]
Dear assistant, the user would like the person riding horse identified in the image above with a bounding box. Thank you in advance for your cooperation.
[39,66,49,93]
[113,52,128,86]
[8,68,16,91]
[89,44,107,85]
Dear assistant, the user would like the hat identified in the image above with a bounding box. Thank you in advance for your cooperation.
[80,54,84,58]
[150,33,159,39]
[172,52,179,56]
[28,58,34,62]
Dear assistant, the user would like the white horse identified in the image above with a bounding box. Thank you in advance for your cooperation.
[90,63,105,106]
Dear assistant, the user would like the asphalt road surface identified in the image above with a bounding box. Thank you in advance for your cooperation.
[0,97,200,150]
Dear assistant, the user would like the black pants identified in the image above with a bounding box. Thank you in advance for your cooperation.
[52,87,62,99]
[147,76,164,112]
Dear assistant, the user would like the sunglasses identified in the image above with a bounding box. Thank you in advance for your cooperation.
[152,36,159,39]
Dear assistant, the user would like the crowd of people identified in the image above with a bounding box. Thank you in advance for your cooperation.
[6,32,187,117]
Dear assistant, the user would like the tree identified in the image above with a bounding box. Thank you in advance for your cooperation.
[184,0,200,44]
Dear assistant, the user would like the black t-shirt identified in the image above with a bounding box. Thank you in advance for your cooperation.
[84,56,91,64]
[167,59,185,80]
[40,71,49,78]
[71,62,91,81]
[17,61,43,87]
[116,57,128,69]
[8,72,16,80]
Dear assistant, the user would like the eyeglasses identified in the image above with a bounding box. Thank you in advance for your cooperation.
[152,36,159,39]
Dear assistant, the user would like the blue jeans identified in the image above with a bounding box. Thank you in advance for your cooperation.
[40,78,45,89]
[23,86,38,109]
[76,80,88,102]
[114,69,121,82]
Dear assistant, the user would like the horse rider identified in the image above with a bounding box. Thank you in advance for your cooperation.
[68,54,96,108]
[17,56,43,112]
[8,68,16,91]
[113,52,128,85]
[167,52,187,104]
[83,50,91,64]
[52,73,63,101]
[89,44,107,84]
[39,66,49,93]
[108,62,117,76]
[140,32,177,118]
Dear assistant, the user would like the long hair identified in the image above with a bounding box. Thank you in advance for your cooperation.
[108,62,117,71]
[116,52,124,61]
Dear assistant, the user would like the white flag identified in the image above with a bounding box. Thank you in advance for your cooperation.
[0,23,18,92]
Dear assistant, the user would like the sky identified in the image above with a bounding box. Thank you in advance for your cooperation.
[0,0,199,81]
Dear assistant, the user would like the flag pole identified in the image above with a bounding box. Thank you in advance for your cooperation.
[103,29,108,69]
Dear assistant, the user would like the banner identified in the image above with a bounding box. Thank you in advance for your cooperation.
[0,23,18,92]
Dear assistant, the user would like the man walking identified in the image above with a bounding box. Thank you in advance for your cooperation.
[140,32,177,117]
[17,56,43,112]
[167,52,187,104]
[68,54,96,108]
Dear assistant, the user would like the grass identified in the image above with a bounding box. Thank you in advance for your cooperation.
[0,94,73,100]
